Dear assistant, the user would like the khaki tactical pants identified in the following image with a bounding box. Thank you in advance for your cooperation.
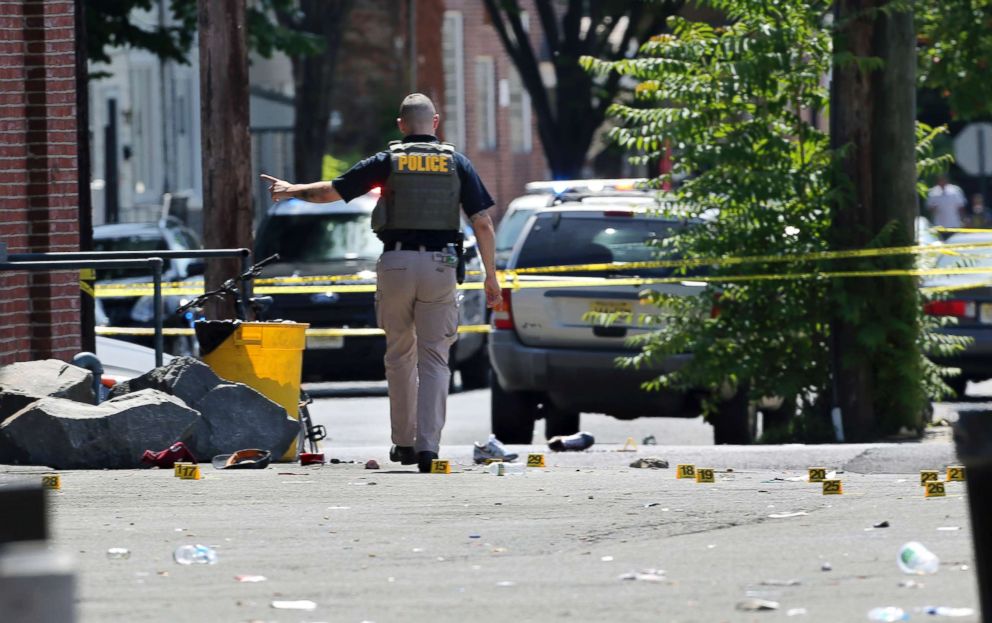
[376,248,459,453]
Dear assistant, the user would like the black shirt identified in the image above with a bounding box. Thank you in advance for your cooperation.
[332,134,495,247]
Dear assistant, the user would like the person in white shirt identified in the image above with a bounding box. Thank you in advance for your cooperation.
[926,174,967,229]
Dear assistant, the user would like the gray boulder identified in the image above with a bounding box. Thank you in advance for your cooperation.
[111,357,298,459]
[181,383,299,459]
[0,359,94,406]
[0,389,199,469]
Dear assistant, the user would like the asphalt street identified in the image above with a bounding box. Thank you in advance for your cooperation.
[1,381,988,623]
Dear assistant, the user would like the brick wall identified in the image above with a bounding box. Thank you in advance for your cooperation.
[435,0,549,217]
[0,0,82,365]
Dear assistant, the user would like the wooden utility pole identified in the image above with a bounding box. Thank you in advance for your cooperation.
[830,1,920,440]
[198,0,253,319]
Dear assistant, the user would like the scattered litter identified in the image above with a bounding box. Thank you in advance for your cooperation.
[873,521,890,529]
[898,541,939,575]
[867,607,908,622]
[921,606,975,617]
[600,556,614,562]
[548,432,595,452]
[365,460,380,470]
[496,581,516,587]
[760,579,802,587]
[349,482,378,486]
[271,600,317,611]
[786,608,808,617]
[106,548,130,560]
[327,506,351,510]
[469,534,481,539]
[899,579,923,589]
[173,544,218,565]
[736,598,780,611]
[821,562,832,571]
[937,526,960,531]
[212,449,271,470]
[769,511,808,519]
[630,457,669,469]
[618,569,665,582]
[642,435,657,445]
[644,502,660,508]
[486,462,525,475]
[235,575,267,583]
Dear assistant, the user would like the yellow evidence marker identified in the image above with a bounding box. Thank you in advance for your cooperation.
[808,467,827,482]
[41,475,61,490]
[177,464,201,480]
[174,462,193,478]
[822,480,843,495]
[526,453,546,468]
[925,481,947,498]
[430,459,451,474]
[695,468,715,483]
[920,470,940,486]
[676,464,696,479]
[946,466,966,482]
[621,437,637,452]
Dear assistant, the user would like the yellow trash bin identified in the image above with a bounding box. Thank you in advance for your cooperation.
[199,321,309,462]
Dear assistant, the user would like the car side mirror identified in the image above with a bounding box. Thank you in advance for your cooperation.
[186,260,205,277]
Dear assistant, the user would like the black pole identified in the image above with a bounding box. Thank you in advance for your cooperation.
[8,248,250,262]
[104,99,119,224]
[152,258,163,366]
[239,253,252,320]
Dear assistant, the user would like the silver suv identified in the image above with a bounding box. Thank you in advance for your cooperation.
[488,197,751,443]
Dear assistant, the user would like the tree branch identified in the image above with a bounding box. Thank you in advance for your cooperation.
[534,0,560,56]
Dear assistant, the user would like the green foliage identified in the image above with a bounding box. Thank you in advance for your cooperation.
[321,152,361,182]
[85,0,322,67]
[917,0,992,120]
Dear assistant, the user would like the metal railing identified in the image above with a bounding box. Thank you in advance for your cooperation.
[1,248,252,367]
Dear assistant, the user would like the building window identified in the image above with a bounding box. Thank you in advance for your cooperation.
[509,67,532,153]
[475,56,496,151]
[441,11,465,149]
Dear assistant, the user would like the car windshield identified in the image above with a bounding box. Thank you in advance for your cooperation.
[929,241,992,286]
[256,213,380,262]
[514,213,682,276]
[92,235,169,280]
[495,208,537,268]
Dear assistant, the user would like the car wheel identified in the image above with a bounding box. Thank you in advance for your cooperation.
[491,370,539,444]
[711,389,756,444]
[458,342,490,391]
[544,407,580,440]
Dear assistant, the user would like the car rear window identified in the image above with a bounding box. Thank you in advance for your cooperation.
[514,213,682,275]
[256,213,380,263]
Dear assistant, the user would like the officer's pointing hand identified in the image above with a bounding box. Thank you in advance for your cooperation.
[484,274,502,309]
[260,174,294,202]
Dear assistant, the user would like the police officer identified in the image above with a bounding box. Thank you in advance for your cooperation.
[262,93,502,473]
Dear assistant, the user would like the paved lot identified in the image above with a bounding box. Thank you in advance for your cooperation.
[1,383,987,622]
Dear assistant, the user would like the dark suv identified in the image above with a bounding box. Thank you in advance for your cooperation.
[255,192,490,386]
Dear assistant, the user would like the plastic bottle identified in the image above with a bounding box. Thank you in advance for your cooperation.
[173,544,218,565]
[897,541,939,574]
[867,607,907,622]
[486,462,526,476]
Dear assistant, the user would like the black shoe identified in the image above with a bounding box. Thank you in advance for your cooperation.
[417,451,438,473]
[389,445,416,465]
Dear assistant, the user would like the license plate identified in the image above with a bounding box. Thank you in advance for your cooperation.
[306,335,344,350]
[588,300,633,316]
[982,303,992,324]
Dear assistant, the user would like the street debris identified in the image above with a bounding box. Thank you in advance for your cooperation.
[629,457,669,469]
[760,579,801,587]
[106,548,130,560]
[496,581,516,587]
[921,606,975,617]
[173,544,218,565]
[141,441,197,468]
[365,459,380,470]
[548,432,595,452]
[936,526,961,531]
[867,607,907,622]
[898,579,923,589]
[820,562,832,571]
[786,608,808,617]
[212,449,272,470]
[486,462,525,475]
[271,600,317,610]
[474,434,518,464]
[768,511,808,519]
[600,556,614,562]
[736,598,780,611]
[618,569,666,582]
[644,502,660,508]
[235,575,267,582]
[873,521,890,529]
[898,541,939,575]
[641,435,657,445]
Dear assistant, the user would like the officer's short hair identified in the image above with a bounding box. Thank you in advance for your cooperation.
[399,93,436,126]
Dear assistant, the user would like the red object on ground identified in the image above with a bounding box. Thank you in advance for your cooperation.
[365,459,380,470]
[300,453,325,465]
[141,442,197,468]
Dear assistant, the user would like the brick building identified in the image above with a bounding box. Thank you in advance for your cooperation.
[0,0,83,365]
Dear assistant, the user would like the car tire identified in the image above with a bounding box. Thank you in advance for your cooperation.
[711,389,756,445]
[544,407,580,440]
[491,370,539,444]
[458,342,490,391]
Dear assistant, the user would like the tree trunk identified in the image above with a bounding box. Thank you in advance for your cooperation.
[829,1,920,440]
[198,0,253,320]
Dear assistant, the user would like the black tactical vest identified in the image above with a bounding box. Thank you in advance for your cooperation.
[372,141,461,232]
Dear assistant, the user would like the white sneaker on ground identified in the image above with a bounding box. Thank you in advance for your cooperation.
[473,434,519,464]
